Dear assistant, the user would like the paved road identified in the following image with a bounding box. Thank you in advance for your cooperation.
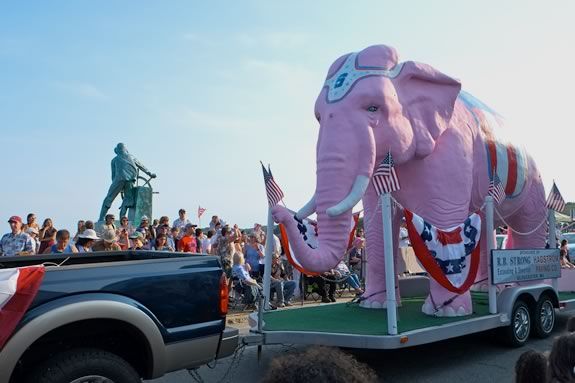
[147,313,571,383]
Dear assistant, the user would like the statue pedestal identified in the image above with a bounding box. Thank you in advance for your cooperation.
[128,186,153,224]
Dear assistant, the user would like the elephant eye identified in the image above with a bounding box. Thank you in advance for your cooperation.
[367,106,379,112]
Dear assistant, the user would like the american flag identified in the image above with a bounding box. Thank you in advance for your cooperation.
[197,206,206,219]
[546,182,566,212]
[261,162,284,207]
[488,172,506,204]
[372,151,400,195]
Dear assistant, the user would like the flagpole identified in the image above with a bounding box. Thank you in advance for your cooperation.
[262,206,274,310]
[485,195,497,314]
[548,208,559,291]
[381,192,398,335]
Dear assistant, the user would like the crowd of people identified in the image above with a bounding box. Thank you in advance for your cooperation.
[0,209,367,309]
[515,317,575,383]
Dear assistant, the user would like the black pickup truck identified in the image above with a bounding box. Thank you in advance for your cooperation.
[0,251,238,383]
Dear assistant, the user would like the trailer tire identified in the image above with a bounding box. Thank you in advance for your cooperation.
[26,347,141,383]
[532,294,555,338]
[502,300,531,347]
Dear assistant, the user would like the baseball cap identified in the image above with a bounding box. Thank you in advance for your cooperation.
[8,216,22,224]
[140,215,149,221]
[185,223,197,230]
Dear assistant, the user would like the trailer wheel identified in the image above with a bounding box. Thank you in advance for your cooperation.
[532,294,555,338]
[502,300,531,347]
[26,347,140,383]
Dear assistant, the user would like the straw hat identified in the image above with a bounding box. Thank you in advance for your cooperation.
[101,229,117,243]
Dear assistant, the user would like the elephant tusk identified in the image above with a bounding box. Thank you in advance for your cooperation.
[296,195,316,220]
[326,175,370,217]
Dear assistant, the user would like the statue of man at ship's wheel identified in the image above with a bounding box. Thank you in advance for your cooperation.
[98,143,156,221]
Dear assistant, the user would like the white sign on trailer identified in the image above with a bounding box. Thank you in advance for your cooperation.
[491,249,561,284]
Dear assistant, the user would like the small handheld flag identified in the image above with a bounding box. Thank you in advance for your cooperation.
[372,151,400,195]
[197,206,206,219]
[488,172,506,204]
[546,182,566,212]
[261,162,285,207]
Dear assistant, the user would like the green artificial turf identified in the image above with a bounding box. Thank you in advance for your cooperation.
[559,291,575,301]
[263,292,490,335]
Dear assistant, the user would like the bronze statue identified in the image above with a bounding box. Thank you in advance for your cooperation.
[99,143,156,221]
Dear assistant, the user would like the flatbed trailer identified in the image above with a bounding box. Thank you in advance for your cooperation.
[246,194,571,351]
[244,283,575,350]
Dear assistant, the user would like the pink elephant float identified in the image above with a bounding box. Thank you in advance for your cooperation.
[272,44,548,317]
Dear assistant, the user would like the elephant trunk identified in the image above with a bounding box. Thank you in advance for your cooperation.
[280,119,376,272]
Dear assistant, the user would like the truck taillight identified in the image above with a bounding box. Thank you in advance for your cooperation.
[219,273,229,316]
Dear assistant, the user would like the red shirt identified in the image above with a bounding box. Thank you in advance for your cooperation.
[178,235,197,253]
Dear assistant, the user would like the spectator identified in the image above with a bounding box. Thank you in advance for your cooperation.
[172,209,191,239]
[195,228,204,253]
[244,234,264,277]
[178,223,198,253]
[253,223,265,244]
[271,253,296,307]
[0,216,35,256]
[515,349,547,383]
[203,229,216,254]
[38,218,57,254]
[152,218,159,235]
[261,346,378,383]
[129,231,146,250]
[347,237,365,275]
[117,216,133,250]
[72,220,85,243]
[334,260,363,295]
[209,215,220,230]
[76,229,99,253]
[84,220,95,230]
[305,273,337,303]
[43,229,78,254]
[159,215,170,226]
[22,213,40,233]
[169,227,180,250]
[231,252,261,306]
[101,214,116,235]
[26,226,41,254]
[154,233,174,251]
[216,226,236,277]
[137,215,154,242]
[92,229,122,251]
[548,333,575,383]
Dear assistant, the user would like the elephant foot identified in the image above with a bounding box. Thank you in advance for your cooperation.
[359,291,402,310]
[421,293,472,317]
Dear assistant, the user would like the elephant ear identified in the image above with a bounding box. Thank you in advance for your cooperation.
[392,61,461,158]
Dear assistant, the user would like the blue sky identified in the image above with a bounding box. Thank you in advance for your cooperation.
[1,1,574,231]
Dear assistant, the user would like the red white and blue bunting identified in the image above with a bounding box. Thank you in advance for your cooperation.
[404,209,482,294]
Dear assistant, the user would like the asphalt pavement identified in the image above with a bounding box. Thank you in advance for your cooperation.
[147,313,571,383]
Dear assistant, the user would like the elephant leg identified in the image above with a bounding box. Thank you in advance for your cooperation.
[423,280,473,317]
[359,191,402,309]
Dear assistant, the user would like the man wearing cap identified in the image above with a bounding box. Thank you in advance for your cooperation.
[26,226,41,254]
[172,209,191,239]
[0,216,35,256]
[98,143,156,221]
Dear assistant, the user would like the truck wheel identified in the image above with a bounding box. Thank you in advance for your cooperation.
[502,300,531,347]
[532,294,555,338]
[26,348,140,383]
